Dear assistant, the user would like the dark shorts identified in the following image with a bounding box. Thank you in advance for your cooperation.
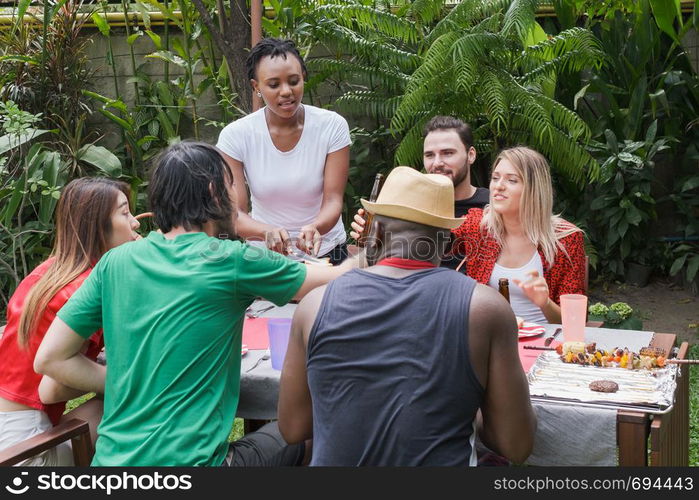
[222,422,305,467]
[320,242,349,266]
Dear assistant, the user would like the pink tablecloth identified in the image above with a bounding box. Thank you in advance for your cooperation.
[518,333,561,372]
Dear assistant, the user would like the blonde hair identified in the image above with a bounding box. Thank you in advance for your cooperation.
[481,146,581,266]
[17,178,129,348]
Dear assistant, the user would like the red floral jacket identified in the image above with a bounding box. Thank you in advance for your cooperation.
[451,209,586,304]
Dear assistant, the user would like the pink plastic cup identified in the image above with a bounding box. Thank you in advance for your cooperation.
[560,294,587,343]
[268,318,292,370]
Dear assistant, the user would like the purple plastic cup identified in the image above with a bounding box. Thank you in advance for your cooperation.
[267,318,292,370]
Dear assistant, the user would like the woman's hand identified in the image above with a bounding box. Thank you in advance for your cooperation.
[297,224,322,256]
[349,208,367,240]
[513,270,550,309]
[264,227,292,254]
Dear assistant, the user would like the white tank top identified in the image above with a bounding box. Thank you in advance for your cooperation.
[216,105,351,256]
[489,251,548,325]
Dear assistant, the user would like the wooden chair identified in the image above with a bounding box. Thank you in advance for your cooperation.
[0,418,94,466]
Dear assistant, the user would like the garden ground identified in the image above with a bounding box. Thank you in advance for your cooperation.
[588,279,698,345]
[588,279,698,466]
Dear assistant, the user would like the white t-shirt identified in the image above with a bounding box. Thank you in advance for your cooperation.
[489,251,548,325]
[216,105,351,256]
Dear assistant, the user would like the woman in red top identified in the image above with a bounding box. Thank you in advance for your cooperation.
[451,146,586,324]
[0,178,140,465]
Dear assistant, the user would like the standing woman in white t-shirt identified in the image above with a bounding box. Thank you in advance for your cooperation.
[217,38,351,264]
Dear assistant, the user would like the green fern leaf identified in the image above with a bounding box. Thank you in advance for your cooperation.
[316,5,419,44]
[501,0,539,42]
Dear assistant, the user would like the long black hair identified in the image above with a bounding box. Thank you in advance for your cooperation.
[246,38,307,81]
[148,142,234,233]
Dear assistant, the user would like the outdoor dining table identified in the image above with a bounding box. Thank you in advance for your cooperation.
[237,301,690,466]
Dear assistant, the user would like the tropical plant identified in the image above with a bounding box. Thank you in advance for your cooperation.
[305,0,604,184]
[667,242,699,286]
[0,105,64,306]
[568,4,699,143]
[585,121,671,277]
[0,0,103,174]
[550,0,699,280]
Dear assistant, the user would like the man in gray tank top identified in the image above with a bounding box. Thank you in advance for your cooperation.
[279,167,536,466]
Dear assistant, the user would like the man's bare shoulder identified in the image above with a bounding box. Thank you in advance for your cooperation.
[293,285,328,334]
[469,283,518,336]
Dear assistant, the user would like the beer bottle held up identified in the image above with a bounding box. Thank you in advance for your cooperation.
[356,173,385,247]
[498,278,510,303]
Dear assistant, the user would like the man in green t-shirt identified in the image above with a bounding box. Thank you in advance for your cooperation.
[35,142,362,466]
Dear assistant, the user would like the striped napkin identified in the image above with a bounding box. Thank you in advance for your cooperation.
[518,322,546,337]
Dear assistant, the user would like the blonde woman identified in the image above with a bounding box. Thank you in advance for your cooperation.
[451,146,586,324]
[0,178,140,465]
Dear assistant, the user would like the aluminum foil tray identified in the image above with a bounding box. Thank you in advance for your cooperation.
[527,352,679,414]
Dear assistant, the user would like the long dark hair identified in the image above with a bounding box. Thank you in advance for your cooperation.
[148,141,234,233]
[18,177,130,347]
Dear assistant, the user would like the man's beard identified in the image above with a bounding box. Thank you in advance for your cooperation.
[451,162,470,187]
[215,215,238,241]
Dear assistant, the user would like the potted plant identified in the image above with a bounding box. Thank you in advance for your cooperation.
[588,302,643,330]
[625,244,664,287]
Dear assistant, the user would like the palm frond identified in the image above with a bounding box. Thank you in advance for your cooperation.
[334,91,401,121]
[520,27,604,74]
[394,116,431,167]
[314,24,421,73]
[391,76,438,131]
[510,112,599,182]
[428,0,509,44]
[481,70,509,135]
[307,58,408,92]
[516,95,556,145]
[453,53,479,93]
[500,0,538,41]
[404,31,459,94]
[405,0,448,26]
[535,93,591,142]
[451,32,503,62]
[316,4,419,44]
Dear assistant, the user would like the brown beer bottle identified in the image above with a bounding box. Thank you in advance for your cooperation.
[498,278,510,303]
[356,173,385,247]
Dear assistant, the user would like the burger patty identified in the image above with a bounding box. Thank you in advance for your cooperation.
[589,380,619,393]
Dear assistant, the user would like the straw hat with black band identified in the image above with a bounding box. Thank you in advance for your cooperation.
[361,167,463,230]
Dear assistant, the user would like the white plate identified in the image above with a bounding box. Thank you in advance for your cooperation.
[518,322,546,338]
